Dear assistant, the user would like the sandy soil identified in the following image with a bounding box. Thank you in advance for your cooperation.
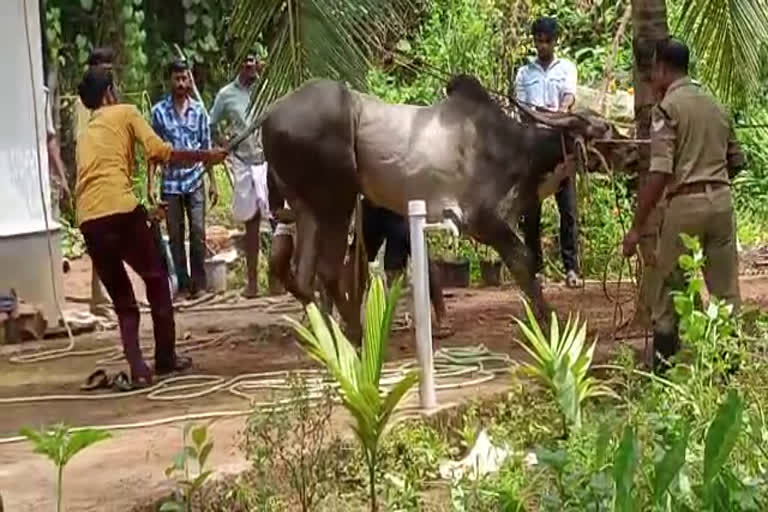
[2,256,768,511]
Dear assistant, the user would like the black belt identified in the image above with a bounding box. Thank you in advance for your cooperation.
[668,182,728,199]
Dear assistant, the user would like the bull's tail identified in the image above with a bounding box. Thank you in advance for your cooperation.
[352,194,368,312]
[226,107,271,153]
[227,87,303,153]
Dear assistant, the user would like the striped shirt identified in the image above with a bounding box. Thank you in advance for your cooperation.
[151,95,211,195]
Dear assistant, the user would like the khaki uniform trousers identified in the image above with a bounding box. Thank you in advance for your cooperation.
[636,205,664,327]
[653,185,741,335]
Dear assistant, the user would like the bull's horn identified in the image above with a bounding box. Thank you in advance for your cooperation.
[514,100,585,129]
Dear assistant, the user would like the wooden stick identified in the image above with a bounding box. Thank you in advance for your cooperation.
[598,2,633,115]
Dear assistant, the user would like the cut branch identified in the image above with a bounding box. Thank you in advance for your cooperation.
[599,2,633,115]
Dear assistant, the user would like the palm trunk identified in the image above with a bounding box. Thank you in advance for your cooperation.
[631,0,669,329]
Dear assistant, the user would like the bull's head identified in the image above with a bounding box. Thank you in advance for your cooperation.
[518,104,640,175]
[516,104,611,140]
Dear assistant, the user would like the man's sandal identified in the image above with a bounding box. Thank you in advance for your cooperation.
[80,369,110,391]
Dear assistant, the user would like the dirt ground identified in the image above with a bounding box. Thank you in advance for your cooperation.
[3,256,768,511]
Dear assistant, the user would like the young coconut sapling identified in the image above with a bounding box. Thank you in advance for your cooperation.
[286,275,418,512]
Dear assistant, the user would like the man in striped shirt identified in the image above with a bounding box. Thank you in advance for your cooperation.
[151,59,216,299]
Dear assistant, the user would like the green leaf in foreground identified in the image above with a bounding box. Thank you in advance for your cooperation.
[613,426,638,512]
[653,426,689,506]
[703,390,744,500]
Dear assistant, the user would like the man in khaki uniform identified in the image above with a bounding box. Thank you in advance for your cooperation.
[622,39,745,371]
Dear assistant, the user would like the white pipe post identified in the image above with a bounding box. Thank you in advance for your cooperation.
[408,200,437,410]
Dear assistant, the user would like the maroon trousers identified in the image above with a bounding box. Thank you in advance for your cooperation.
[80,206,176,370]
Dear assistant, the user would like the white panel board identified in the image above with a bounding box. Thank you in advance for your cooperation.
[0,0,55,238]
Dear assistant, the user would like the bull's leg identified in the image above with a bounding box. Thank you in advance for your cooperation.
[427,259,452,340]
[317,220,364,343]
[466,205,550,322]
[292,213,319,305]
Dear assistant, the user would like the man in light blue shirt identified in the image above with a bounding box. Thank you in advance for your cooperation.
[151,59,214,299]
[514,16,582,288]
[210,54,271,297]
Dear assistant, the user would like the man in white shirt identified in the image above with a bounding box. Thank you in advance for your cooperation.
[514,16,582,288]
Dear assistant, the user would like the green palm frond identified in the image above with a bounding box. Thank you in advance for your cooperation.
[230,0,422,114]
[677,0,768,108]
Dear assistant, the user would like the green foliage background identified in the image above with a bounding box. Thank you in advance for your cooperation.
[46,0,768,279]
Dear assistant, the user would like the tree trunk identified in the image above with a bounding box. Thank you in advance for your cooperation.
[631,0,668,331]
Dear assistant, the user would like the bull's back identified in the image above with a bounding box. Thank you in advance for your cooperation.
[353,93,471,218]
[262,79,359,220]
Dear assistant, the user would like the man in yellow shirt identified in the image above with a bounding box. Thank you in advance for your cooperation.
[75,48,115,319]
[76,67,226,385]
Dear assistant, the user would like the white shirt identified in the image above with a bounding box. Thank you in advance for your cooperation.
[515,58,578,111]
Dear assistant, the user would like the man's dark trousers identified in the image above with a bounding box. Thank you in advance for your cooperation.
[521,176,579,274]
[164,186,207,295]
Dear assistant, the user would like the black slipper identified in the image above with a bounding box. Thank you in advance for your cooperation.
[80,369,110,391]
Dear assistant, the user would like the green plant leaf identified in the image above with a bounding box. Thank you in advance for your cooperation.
[378,371,419,431]
[554,358,579,427]
[191,470,213,491]
[535,447,568,473]
[595,421,613,468]
[362,276,386,388]
[61,429,111,466]
[191,425,207,449]
[198,442,213,469]
[159,500,184,512]
[703,390,744,499]
[653,427,689,506]
[680,234,700,252]
[613,426,638,512]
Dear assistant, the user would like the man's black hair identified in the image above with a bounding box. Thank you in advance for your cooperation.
[168,58,190,76]
[655,38,690,74]
[78,67,114,110]
[531,17,559,38]
[87,47,115,67]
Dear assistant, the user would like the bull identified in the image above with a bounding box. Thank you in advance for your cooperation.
[232,74,634,340]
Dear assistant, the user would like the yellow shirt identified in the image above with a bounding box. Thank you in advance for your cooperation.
[75,104,172,225]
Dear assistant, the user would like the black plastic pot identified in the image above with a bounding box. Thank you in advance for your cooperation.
[435,258,471,288]
[479,260,503,287]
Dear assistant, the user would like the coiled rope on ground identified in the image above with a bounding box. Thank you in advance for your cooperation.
[0,344,514,445]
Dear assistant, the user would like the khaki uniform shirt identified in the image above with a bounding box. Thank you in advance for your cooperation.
[650,77,745,193]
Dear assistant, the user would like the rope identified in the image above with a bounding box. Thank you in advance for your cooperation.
[0,344,513,445]
[582,143,641,337]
